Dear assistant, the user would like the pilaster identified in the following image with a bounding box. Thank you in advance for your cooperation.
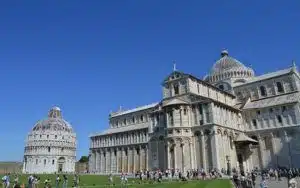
[211,128,220,170]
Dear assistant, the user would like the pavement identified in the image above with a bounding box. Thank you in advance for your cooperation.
[253,177,300,188]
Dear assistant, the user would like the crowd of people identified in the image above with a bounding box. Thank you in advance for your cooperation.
[1,174,80,188]
[231,168,299,188]
[2,167,300,188]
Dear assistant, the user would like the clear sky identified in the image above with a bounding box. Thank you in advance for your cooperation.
[0,0,299,161]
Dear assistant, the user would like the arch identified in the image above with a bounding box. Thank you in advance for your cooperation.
[159,135,164,141]
[57,157,66,173]
[204,129,211,135]
[194,131,201,136]
[223,130,228,136]
[216,128,222,135]
[260,86,267,96]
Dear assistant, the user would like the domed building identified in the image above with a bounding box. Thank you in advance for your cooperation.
[204,50,255,92]
[23,107,77,174]
[90,49,300,174]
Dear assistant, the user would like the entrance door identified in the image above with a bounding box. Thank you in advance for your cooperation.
[237,154,244,172]
[57,157,66,173]
[58,164,63,172]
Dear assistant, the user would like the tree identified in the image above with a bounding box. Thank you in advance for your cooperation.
[78,156,89,163]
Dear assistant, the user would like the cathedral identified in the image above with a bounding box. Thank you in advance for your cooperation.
[89,50,300,174]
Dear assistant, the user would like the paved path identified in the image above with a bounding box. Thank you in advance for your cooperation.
[254,177,300,188]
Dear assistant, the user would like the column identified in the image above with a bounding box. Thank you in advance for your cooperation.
[202,105,207,124]
[201,131,207,171]
[284,131,292,168]
[179,108,183,126]
[127,147,131,173]
[96,150,100,172]
[270,132,277,167]
[139,145,143,171]
[211,129,220,170]
[121,147,125,173]
[167,143,171,169]
[189,141,193,170]
[145,144,149,170]
[182,143,185,171]
[106,149,110,173]
[133,147,136,172]
[188,106,192,127]
[174,143,177,169]
[257,135,265,169]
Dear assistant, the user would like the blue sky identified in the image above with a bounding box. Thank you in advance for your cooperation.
[0,0,299,161]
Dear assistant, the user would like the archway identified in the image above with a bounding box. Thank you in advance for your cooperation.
[57,157,66,172]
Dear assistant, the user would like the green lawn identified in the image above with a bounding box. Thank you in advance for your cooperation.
[0,174,232,188]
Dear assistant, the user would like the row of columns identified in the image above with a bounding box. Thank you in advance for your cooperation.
[167,141,195,171]
[90,144,149,173]
[92,131,148,148]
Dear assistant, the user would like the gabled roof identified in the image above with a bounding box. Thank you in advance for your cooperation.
[163,70,236,98]
[243,92,299,109]
[110,102,159,117]
[90,123,148,137]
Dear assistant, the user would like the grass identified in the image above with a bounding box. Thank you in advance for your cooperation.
[0,174,232,188]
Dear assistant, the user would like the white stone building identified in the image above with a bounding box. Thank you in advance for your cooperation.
[23,107,77,174]
[89,50,300,174]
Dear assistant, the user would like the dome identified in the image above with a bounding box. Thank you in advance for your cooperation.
[210,50,249,75]
[206,50,254,84]
[32,107,73,132]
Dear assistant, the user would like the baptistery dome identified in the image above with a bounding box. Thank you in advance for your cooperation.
[23,107,77,174]
[205,50,255,91]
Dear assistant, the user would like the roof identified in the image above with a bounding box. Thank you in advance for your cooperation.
[235,134,258,143]
[210,53,247,75]
[110,102,158,118]
[90,123,148,137]
[235,67,293,87]
[162,98,188,107]
[243,92,300,109]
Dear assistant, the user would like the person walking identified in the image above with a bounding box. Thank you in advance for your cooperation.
[62,175,68,188]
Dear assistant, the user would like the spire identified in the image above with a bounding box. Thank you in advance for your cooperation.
[173,60,177,71]
[291,60,297,72]
[292,60,296,67]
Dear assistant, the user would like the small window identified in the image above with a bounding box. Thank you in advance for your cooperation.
[183,109,187,115]
[269,108,273,113]
[61,148,64,152]
[218,85,224,90]
[277,115,282,123]
[132,117,135,123]
[260,86,267,96]
[48,147,51,152]
[52,160,55,165]
[174,84,179,95]
[40,135,42,138]
[44,159,46,165]
[36,159,38,164]
[282,106,287,112]
[47,135,49,139]
[276,82,284,93]
[55,135,57,139]
[123,119,126,125]
[252,119,257,127]
[156,115,159,123]
[197,84,200,93]
[140,115,144,122]
[256,110,261,115]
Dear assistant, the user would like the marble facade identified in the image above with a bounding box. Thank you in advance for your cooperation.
[89,50,300,174]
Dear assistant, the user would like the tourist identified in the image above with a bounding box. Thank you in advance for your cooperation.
[259,176,268,188]
[289,178,297,188]
[55,175,60,188]
[62,175,68,188]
